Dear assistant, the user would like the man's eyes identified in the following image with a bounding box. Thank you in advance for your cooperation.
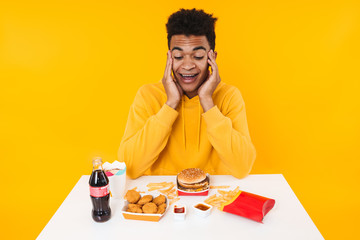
[174,56,204,60]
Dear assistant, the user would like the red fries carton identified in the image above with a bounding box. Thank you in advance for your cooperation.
[220,191,275,223]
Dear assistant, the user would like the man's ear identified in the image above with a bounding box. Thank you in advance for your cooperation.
[214,51,217,60]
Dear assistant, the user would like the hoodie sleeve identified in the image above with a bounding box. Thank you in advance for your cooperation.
[202,88,256,179]
[118,86,178,179]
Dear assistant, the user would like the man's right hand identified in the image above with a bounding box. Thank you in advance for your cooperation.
[162,50,183,109]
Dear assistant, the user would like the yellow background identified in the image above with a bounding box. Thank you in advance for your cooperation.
[1,0,359,239]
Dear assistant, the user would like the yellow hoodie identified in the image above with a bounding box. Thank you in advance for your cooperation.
[118,81,256,179]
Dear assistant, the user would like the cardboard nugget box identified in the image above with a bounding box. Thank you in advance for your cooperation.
[121,193,169,222]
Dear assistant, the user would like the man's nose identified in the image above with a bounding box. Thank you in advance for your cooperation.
[181,57,195,71]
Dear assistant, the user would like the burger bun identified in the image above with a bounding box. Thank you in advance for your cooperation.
[177,168,209,192]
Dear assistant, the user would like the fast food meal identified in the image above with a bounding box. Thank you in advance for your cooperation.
[124,190,167,214]
[147,182,174,191]
[176,168,210,195]
[194,203,210,211]
[142,202,158,213]
[157,203,167,214]
[204,187,276,223]
[210,185,230,189]
[153,194,166,205]
[137,195,153,205]
[125,189,141,203]
[204,187,240,209]
[173,204,186,220]
[169,197,180,205]
[193,202,213,218]
[146,182,179,202]
[127,204,143,213]
[122,190,169,222]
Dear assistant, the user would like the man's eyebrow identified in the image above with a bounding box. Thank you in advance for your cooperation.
[193,46,206,51]
[171,46,207,52]
[171,47,183,51]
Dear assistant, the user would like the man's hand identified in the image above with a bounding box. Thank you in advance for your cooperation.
[198,50,221,112]
[162,50,183,109]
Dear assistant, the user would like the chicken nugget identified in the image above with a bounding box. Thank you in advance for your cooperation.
[142,202,158,214]
[137,195,153,205]
[125,190,141,204]
[127,204,143,213]
[153,194,166,206]
[157,203,167,214]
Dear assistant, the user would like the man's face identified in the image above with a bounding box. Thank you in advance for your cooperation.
[170,35,211,98]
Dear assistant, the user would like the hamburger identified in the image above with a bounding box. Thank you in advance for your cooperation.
[177,168,209,192]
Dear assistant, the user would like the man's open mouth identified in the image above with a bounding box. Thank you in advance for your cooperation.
[179,73,199,83]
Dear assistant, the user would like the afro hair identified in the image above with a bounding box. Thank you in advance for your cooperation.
[166,8,217,50]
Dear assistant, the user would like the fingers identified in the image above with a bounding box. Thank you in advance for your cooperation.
[207,50,219,81]
[175,81,183,97]
[164,50,173,82]
[207,50,217,71]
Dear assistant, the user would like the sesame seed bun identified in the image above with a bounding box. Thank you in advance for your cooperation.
[177,168,206,184]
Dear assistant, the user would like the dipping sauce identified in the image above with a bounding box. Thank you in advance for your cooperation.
[174,206,185,213]
[195,203,210,211]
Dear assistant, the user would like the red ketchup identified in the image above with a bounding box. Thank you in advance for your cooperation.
[174,206,185,213]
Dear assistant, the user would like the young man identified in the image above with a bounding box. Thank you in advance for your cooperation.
[118,9,256,179]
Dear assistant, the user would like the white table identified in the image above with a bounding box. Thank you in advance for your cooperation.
[37,174,324,240]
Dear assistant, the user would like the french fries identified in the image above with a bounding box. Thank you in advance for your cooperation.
[204,187,241,209]
[159,187,175,195]
[146,182,178,203]
[169,197,180,205]
[147,182,175,191]
[210,185,230,189]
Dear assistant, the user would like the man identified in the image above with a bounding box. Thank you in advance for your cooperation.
[118,8,256,179]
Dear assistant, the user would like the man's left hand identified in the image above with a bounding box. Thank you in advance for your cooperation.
[198,50,221,112]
